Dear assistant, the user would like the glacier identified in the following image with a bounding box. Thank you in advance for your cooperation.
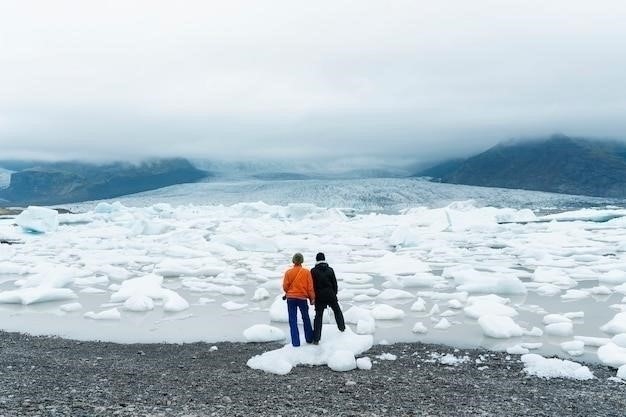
[1,178,626,367]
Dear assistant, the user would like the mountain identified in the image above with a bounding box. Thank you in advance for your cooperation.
[416,135,626,198]
[0,158,209,205]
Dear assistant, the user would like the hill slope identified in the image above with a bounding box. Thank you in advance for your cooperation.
[0,158,209,205]
[417,135,626,198]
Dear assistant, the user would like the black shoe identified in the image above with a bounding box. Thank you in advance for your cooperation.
[313,340,319,345]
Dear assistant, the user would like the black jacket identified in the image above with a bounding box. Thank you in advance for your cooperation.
[310,262,338,302]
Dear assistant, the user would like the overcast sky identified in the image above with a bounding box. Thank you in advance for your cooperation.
[1,1,626,165]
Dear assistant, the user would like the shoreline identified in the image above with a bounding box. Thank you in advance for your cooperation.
[0,330,623,417]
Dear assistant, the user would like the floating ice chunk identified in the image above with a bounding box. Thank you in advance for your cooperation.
[247,327,372,375]
[94,201,127,213]
[589,286,613,296]
[356,319,376,335]
[15,206,59,233]
[0,261,29,275]
[395,273,442,288]
[353,294,373,302]
[60,302,83,312]
[598,343,626,368]
[440,310,457,317]
[545,322,574,337]
[601,312,626,334]
[17,264,81,289]
[328,350,357,372]
[376,353,397,361]
[412,322,428,334]
[600,270,626,285]
[521,342,543,350]
[410,298,426,312]
[434,318,451,330]
[574,336,610,347]
[507,345,530,355]
[0,288,77,305]
[124,295,155,312]
[339,253,430,276]
[84,308,121,320]
[356,357,372,370]
[129,217,173,236]
[80,287,106,294]
[110,274,165,302]
[521,354,594,380]
[162,290,190,312]
[222,301,248,311]
[448,266,526,295]
[563,311,584,320]
[525,327,544,337]
[618,365,626,380]
[376,289,413,300]
[243,324,285,342]
[212,232,279,252]
[252,288,270,301]
[616,283,626,295]
[370,304,405,320]
[534,284,562,297]
[532,267,576,288]
[464,302,517,320]
[466,294,510,305]
[220,286,246,296]
[447,299,464,309]
[429,304,440,315]
[344,306,374,324]
[478,315,524,339]
[613,334,626,348]
[560,340,585,356]
[542,314,572,325]
[561,290,589,301]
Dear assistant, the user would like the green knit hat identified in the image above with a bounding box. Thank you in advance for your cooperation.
[292,252,304,265]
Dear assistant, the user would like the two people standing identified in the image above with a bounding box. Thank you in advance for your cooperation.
[282,252,345,347]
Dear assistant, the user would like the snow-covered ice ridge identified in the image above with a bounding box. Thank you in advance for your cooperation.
[3,198,626,373]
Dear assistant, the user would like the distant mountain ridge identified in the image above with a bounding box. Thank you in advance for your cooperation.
[0,158,209,206]
[417,135,626,198]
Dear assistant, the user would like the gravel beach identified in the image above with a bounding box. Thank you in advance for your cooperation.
[0,331,624,417]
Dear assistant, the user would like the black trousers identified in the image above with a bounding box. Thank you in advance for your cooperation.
[313,298,346,343]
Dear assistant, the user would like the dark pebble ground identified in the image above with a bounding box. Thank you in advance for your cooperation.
[0,331,624,417]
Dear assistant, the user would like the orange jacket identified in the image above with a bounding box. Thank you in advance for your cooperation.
[283,265,315,302]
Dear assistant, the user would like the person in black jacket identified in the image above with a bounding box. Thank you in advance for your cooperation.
[310,252,345,344]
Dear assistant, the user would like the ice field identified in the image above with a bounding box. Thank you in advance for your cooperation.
[2,179,626,375]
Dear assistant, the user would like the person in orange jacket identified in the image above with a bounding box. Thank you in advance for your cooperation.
[283,252,315,346]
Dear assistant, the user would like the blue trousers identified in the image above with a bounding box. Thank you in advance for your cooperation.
[287,298,313,346]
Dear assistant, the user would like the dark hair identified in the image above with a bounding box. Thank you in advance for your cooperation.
[316,252,325,262]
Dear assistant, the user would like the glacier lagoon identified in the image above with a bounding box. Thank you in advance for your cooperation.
[2,178,626,368]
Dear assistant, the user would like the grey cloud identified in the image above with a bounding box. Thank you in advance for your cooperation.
[1,0,626,166]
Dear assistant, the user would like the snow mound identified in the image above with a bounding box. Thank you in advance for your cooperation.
[356,357,372,370]
[328,350,357,372]
[247,327,372,375]
[521,354,594,380]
